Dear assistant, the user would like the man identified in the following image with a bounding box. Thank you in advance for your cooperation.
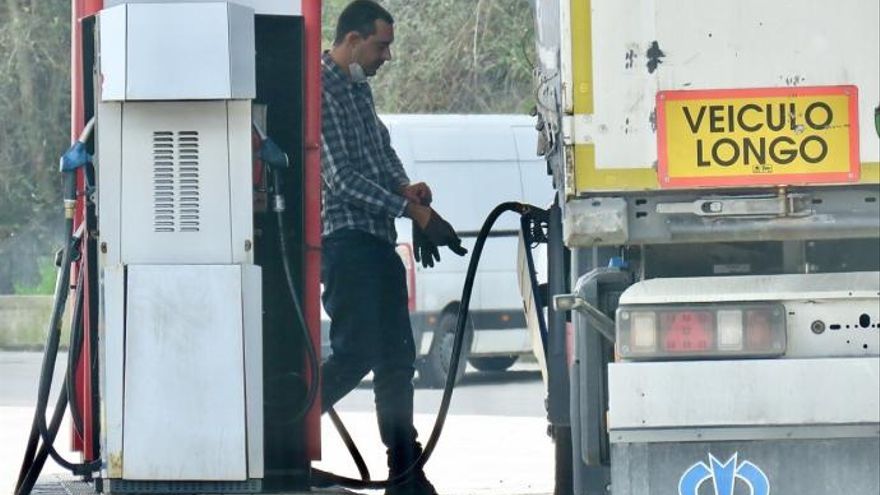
[320,2,466,494]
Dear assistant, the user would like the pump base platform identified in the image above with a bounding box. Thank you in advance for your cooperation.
[34,475,359,495]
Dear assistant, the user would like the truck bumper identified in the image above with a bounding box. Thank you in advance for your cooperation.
[611,437,880,495]
[607,358,880,494]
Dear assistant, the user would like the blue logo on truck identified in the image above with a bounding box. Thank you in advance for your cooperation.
[679,453,770,495]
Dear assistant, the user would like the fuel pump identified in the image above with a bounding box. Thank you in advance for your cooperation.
[18,2,322,494]
[20,3,557,495]
[92,3,266,491]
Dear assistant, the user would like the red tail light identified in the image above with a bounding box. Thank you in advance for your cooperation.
[616,304,786,360]
[660,311,714,353]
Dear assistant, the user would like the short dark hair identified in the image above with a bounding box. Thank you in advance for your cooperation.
[334,0,394,45]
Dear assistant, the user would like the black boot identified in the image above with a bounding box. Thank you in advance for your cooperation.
[385,444,438,495]
[384,469,438,495]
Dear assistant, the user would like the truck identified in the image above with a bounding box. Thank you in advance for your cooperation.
[529,0,880,494]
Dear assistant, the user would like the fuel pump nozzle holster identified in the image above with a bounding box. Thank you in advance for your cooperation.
[253,122,291,213]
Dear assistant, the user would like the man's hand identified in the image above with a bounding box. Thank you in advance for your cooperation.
[405,202,439,268]
[404,205,467,265]
[422,210,468,257]
[412,221,440,268]
[405,202,432,229]
[401,184,465,266]
[399,182,432,206]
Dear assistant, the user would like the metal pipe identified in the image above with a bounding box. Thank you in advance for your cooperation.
[77,116,96,144]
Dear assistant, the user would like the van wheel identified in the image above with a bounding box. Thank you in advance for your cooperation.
[468,355,518,372]
[418,311,470,389]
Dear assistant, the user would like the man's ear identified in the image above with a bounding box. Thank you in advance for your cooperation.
[344,31,364,48]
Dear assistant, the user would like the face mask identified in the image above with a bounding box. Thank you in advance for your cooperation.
[348,62,367,83]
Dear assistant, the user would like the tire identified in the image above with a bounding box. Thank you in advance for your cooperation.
[418,311,471,389]
[468,355,518,372]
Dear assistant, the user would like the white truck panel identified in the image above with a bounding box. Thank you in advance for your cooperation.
[608,358,880,441]
[586,0,880,168]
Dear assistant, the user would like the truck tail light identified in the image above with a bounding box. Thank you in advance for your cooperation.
[616,303,786,360]
[630,312,657,352]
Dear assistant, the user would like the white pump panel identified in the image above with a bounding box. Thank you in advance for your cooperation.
[99,2,256,101]
[95,1,264,487]
[114,100,254,265]
[104,0,302,16]
[123,264,262,480]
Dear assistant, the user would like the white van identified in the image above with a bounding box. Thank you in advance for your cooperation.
[321,114,554,387]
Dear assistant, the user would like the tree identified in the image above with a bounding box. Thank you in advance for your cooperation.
[0,1,537,293]
[0,0,70,293]
[322,0,536,114]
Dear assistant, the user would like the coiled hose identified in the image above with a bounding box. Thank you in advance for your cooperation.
[311,201,535,490]
[15,224,101,495]
[16,119,100,495]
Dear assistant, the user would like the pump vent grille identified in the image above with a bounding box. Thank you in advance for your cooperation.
[152,131,201,232]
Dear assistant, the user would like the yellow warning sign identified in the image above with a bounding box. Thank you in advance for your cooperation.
[657,86,859,188]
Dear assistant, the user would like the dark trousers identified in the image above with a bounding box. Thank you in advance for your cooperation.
[320,229,420,471]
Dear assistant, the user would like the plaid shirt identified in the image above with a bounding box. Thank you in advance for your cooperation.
[321,52,410,244]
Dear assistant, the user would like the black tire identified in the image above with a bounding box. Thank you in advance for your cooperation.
[418,311,471,389]
[468,355,518,372]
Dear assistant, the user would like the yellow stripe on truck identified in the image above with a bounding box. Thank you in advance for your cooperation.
[571,0,658,192]
[573,144,659,192]
[862,162,880,184]
[574,145,878,194]
[570,0,593,115]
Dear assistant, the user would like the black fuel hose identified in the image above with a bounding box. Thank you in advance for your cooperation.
[259,132,371,480]
[66,268,86,437]
[15,225,100,495]
[327,407,371,482]
[275,196,320,424]
[311,201,533,490]
[15,370,75,495]
[15,221,74,495]
[34,268,100,476]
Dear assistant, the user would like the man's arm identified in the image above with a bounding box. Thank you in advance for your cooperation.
[321,94,407,218]
[375,118,434,206]
[377,116,410,189]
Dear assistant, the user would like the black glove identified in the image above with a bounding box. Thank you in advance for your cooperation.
[423,210,468,257]
[412,221,441,268]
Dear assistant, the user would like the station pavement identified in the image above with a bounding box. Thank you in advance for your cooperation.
[3,409,554,495]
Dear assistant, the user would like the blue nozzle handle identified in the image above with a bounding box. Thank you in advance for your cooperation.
[260,137,290,170]
[59,142,91,173]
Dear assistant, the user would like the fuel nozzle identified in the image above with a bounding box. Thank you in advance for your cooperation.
[58,117,96,219]
[253,122,291,213]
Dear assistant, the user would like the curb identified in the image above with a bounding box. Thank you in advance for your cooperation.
[0,295,70,350]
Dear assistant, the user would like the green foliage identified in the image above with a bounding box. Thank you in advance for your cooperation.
[322,0,537,114]
[0,1,536,293]
[0,0,69,293]
[13,257,57,295]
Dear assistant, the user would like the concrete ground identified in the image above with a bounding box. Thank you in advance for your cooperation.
[1,351,554,495]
